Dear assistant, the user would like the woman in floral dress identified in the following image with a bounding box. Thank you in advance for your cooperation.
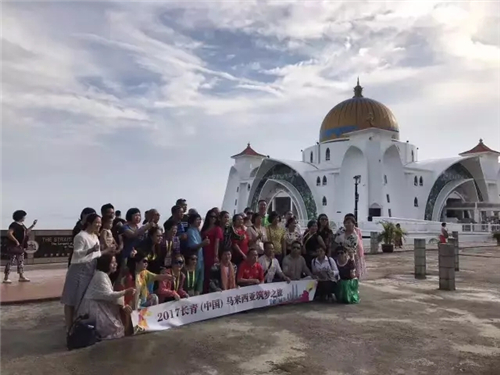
[334,214,366,279]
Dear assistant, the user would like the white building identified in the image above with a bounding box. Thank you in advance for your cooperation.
[222,81,500,227]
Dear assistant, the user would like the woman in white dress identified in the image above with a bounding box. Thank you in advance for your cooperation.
[79,254,136,340]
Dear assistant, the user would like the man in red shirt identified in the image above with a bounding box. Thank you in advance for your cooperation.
[237,248,264,286]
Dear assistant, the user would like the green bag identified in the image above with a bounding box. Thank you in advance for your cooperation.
[335,279,360,304]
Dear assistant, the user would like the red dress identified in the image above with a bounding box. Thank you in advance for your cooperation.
[231,228,249,266]
[202,226,223,293]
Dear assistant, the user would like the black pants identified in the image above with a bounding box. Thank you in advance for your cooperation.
[316,280,336,299]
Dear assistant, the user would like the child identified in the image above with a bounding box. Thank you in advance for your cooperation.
[100,216,118,253]
[334,246,359,304]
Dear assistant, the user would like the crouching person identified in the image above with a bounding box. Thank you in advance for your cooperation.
[157,254,189,302]
[311,247,338,302]
[121,252,172,309]
[334,246,359,304]
[79,254,136,339]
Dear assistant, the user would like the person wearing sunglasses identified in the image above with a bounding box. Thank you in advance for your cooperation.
[157,254,189,302]
[121,252,172,310]
[200,209,222,293]
[334,246,359,304]
[183,254,203,296]
[282,241,314,281]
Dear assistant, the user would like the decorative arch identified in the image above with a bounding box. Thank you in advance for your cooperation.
[414,176,418,186]
[322,176,327,185]
[325,148,331,161]
[419,176,423,186]
[414,197,418,207]
[424,162,483,220]
[249,160,318,220]
[316,176,321,186]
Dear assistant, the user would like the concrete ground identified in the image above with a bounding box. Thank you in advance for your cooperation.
[1,247,500,375]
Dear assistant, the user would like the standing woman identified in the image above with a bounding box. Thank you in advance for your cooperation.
[283,217,301,258]
[317,214,334,257]
[334,214,366,279]
[201,210,222,293]
[302,220,326,269]
[138,227,163,274]
[69,207,96,267]
[3,210,37,284]
[230,214,249,266]
[61,213,102,332]
[186,213,209,290]
[246,213,267,256]
[266,211,286,264]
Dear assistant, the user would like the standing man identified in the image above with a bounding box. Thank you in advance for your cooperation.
[101,203,115,220]
[176,199,189,231]
[164,205,188,253]
[257,200,269,226]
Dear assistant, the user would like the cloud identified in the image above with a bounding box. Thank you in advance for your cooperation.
[2,1,499,228]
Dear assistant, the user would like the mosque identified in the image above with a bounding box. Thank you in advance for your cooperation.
[221,80,500,226]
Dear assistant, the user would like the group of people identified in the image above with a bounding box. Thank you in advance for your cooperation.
[5,198,366,342]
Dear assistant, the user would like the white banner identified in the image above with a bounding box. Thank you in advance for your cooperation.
[131,280,317,334]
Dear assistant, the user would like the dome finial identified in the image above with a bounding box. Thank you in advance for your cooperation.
[479,138,483,143]
[353,77,363,98]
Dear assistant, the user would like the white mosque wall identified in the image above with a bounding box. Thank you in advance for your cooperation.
[382,145,407,217]
[221,166,240,215]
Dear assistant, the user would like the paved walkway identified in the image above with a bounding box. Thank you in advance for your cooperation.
[0,244,497,305]
[0,265,66,305]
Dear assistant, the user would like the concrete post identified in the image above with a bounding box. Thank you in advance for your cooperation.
[370,232,379,254]
[438,243,456,291]
[452,231,459,271]
[414,239,426,279]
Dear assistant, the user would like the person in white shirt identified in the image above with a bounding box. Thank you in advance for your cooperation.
[258,242,290,284]
[61,213,103,332]
[312,247,339,302]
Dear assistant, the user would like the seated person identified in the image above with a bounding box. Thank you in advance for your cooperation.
[258,242,290,283]
[334,246,359,304]
[237,248,264,286]
[282,241,314,280]
[312,247,339,302]
[209,248,238,292]
[183,253,203,296]
[157,254,189,302]
[79,254,135,339]
[120,252,172,310]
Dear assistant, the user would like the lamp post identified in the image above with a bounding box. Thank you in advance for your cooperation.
[353,175,361,223]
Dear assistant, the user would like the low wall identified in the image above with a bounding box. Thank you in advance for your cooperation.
[1,230,72,265]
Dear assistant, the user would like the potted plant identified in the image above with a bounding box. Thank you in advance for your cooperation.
[493,231,500,246]
[377,221,403,253]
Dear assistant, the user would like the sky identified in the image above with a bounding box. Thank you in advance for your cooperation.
[2,1,500,229]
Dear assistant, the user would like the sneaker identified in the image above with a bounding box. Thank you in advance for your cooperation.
[19,276,30,282]
[3,279,12,284]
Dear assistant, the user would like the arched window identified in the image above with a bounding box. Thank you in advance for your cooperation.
[236,186,239,192]
[419,176,423,186]
[414,176,418,186]
[386,194,390,203]
[414,197,418,207]
[411,150,415,162]
[247,184,250,191]
[384,175,388,185]
[322,176,327,185]
[316,176,321,186]
[235,199,238,206]
[310,152,313,163]
[322,196,327,206]
[325,148,330,161]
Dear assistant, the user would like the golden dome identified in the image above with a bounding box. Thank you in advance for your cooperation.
[319,79,399,142]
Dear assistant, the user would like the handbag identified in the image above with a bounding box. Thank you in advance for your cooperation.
[7,246,25,256]
[66,274,99,350]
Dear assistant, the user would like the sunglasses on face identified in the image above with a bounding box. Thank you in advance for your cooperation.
[174,260,184,265]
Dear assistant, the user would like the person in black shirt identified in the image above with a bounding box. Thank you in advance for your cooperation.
[3,210,37,284]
